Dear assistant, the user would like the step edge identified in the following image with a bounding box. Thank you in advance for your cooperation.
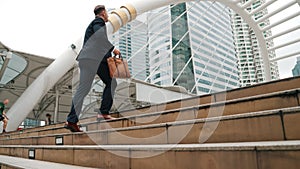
[1,140,299,151]
[0,155,98,169]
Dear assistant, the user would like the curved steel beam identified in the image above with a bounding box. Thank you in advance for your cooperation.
[106,0,271,80]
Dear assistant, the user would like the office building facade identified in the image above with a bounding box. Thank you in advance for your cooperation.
[111,19,150,81]
[147,1,239,94]
[231,0,279,86]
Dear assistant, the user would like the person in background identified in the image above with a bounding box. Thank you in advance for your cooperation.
[64,5,119,132]
[45,113,52,125]
[0,99,9,133]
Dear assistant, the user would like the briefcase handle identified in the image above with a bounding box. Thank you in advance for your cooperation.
[113,53,123,59]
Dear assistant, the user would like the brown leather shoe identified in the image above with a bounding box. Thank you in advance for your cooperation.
[64,122,83,132]
[97,114,116,122]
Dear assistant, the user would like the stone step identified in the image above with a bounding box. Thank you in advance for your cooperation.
[1,88,299,141]
[5,76,300,136]
[0,155,97,169]
[103,88,300,130]
[0,141,299,169]
[117,76,300,117]
[1,107,299,145]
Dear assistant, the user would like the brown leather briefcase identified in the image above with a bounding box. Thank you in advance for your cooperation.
[107,54,131,78]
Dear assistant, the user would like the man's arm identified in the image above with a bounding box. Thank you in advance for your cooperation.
[93,19,121,57]
[2,112,9,120]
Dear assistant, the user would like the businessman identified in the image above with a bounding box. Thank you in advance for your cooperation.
[65,5,120,132]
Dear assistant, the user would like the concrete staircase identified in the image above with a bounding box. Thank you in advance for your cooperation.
[0,77,300,169]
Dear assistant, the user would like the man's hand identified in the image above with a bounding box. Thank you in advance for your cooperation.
[3,113,9,120]
[113,49,120,56]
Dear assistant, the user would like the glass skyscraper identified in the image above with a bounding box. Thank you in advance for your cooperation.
[231,0,279,86]
[147,1,239,95]
[111,19,149,81]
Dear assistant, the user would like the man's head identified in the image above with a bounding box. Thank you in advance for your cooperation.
[94,5,109,22]
[3,99,9,105]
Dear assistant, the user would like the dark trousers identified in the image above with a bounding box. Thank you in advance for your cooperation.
[67,59,117,123]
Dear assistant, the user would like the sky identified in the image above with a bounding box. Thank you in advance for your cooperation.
[0,0,121,57]
[0,0,299,79]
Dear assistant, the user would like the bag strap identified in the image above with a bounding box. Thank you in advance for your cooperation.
[113,54,129,78]
[119,54,130,78]
[113,55,120,77]
[122,58,129,78]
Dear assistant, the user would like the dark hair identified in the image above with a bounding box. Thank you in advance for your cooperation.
[94,5,106,15]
